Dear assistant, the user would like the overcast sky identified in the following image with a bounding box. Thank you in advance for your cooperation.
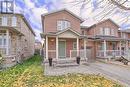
[14,0,130,40]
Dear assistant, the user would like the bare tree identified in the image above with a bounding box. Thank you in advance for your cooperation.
[64,0,130,29]
[109,0,130,10]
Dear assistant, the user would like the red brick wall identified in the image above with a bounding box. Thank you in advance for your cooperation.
[42,10,81,33]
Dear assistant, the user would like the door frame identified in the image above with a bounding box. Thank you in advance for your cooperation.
[58,40,66,58]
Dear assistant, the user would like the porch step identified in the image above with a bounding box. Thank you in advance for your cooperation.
[44,58,88,67]
[44,58,87,64]
[55,63,78,67]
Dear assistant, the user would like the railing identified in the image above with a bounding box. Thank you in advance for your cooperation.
[70,50,86,58]
[97,50,126,58]
[48,50,56,58]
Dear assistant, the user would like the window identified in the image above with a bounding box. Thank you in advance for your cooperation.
[122,33,127,38]
[3,38,6,45]
[0,34,7,46]
[57,20,71,30]
[0,18,2,25]
[2,16,7,26]
[0,38,2,45]
[1,2,7,13]
[12,16,17,26]
[111,29,115,36]
[73,42,77,50]
[100,28,104,35]
[104,28,110,35]
[82,30,85,35]
[100,28,110,35]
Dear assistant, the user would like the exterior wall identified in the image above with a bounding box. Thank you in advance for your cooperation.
[0,14,35,67]
[20,17,35,58]
[43,11,81,33]
[86,20,119,37]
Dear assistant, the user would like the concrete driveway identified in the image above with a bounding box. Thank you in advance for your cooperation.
[44,61,130,86]
[90,62,130,87]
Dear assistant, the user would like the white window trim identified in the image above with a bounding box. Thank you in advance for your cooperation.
[57,20,71,31]
[12,16,17,26]
[0,33,7,47]
[104,28,110,35]
[2,16,8,26]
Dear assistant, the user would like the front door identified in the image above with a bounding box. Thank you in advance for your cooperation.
[58,41,66,58]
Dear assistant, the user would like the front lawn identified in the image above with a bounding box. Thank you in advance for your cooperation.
[0,55,123,87]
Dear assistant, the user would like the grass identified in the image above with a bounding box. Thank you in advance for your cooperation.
[0,55,123,87]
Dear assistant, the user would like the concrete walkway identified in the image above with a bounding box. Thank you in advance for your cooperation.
[44,62,130,86]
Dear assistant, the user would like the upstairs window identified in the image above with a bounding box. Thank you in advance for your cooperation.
[2,16,7,26]
[104,28,110,35]
[122,33,128,38]
[100,28,111,35]
[57,20,71,30]
[12,16,17,26]
[111,29,115,36]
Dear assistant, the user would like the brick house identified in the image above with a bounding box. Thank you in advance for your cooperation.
[41,9,130,61]
[0,13,35,67]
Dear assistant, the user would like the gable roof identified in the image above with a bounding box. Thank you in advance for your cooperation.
[19,14,36,36]
[40,28,81,38]
[87,19,120,29]
[57,28,81,36]
[42,8,84,23]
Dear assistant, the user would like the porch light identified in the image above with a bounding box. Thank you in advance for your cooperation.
[50,39,54,42]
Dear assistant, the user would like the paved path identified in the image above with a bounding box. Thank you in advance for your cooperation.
[44,62,130,86]
[90,62,130,87]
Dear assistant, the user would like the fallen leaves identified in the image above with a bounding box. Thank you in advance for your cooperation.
[0,55,123,87]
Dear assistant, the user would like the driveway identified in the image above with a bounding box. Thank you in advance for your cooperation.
[90,62,130,87]
[44,61,130,86]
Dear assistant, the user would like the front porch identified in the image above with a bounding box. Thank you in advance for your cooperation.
[44,29,89,65]
[96,39,129,59]
[0,27,24,67]
[45,37,87,59]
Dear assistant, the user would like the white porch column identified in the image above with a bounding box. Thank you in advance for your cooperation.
[6,30,9,55]
[119,41,122,56]
[126,41,129,51]
[77,37,79,56]
[45,36,48,59]
[103,40,107,57]
[84,38,87,58]
[56,36,58,59]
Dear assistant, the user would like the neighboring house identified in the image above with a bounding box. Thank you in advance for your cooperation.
[0,13,35,67]
[35,40,42,55]
[82,19,130,59]
[41,9,130,61]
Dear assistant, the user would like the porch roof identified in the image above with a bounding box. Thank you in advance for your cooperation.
[41,28,87,39]
[0,26,24,36]
[88,35,128,41]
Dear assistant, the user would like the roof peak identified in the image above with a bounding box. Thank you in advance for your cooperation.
[42,8,84,23]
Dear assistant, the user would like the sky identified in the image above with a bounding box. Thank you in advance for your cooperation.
[12,0,130,41]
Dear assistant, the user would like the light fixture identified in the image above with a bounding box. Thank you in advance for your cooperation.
[50,39,54,42]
